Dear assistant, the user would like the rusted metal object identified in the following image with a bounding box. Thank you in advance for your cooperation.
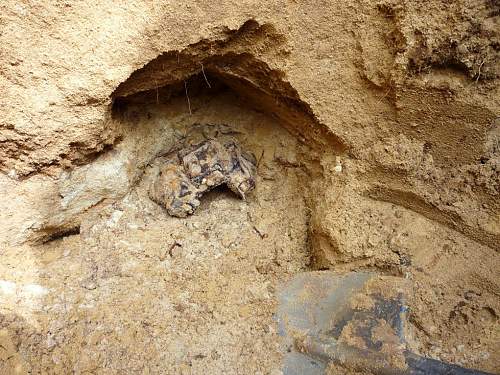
[149,128,256,217]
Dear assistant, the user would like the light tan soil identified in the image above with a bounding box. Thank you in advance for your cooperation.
[1,1,499,374]
[1,94,314,374]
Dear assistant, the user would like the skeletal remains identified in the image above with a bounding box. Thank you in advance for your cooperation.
[149,126,257,217]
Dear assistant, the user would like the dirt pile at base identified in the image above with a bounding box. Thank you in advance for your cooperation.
[1,0,499,374]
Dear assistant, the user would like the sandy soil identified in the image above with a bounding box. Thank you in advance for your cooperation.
[1,94,313,374]
[1,1,499,374]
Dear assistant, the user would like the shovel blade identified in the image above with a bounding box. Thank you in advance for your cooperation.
[276,272,493,375]
[276,272,409,374]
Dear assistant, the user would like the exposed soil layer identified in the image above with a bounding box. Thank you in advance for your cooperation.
[1,1,499,374]
[1,93,314,374]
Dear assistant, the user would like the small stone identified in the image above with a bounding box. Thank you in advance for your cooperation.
[334,156,342,173]
[106,210,123,228]
[170,244,183,258]
[7,169,18,179]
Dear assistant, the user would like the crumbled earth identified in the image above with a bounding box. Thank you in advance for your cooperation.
[0,97,313,375]
[1,0,499,374]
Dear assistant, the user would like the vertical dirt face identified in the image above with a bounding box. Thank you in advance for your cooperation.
[2,86,316,375]
[1,1,499,374]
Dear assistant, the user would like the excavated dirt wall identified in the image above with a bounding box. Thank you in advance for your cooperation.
[1,1,499,374]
